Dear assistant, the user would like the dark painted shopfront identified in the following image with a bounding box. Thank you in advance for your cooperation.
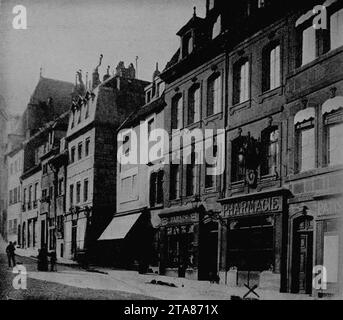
[158,205,219,281]
[219,189,291,291]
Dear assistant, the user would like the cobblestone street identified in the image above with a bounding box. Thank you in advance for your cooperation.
[0,252,154,300]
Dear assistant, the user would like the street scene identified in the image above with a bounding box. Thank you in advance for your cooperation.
[0,0,343,301]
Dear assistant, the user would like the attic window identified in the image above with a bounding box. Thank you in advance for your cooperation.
[182,33,193,58]
[212,15,221,39]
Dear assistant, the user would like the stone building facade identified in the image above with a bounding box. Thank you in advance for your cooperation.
[99,67,165,270]
[64,60,149,263]
[157,0,343,298]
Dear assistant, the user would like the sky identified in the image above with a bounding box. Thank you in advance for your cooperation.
[0,0,206,116]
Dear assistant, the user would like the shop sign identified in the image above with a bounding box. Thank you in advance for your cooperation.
[161,213,198,226]
[223,196,283,217]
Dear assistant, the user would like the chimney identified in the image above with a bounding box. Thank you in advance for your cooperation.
[103,65,111,81]
[92,54,103,89]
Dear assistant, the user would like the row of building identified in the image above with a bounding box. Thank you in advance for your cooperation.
[1,0,343,298]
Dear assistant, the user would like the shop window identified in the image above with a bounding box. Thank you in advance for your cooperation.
[262,43,281,92]
[165,225,194,269]
[171,94,183,130]
[330,7,343,51]
[188,85,201,125]
[261,127,279,176]
[233,59,250,105]
[212,15,221,39]
[207,73,221,116]
[170,164,180,200]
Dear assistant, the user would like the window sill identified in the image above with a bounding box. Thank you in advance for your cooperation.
[259,86,283,103]
[287,46,343,79]
[230,100,251,116]
[286,164,343,182]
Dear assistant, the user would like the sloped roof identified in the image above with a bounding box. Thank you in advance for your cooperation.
[29,77,74,114]
[121,96,166,129]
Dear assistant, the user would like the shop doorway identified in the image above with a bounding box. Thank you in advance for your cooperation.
[291,216,313,294]
[199,221,218,281]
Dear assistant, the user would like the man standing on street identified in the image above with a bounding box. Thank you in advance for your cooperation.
[6,242,16,268]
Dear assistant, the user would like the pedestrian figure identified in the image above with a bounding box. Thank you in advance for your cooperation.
[37,246,48,271]
[49,250,57,272]
[6,242,16,268]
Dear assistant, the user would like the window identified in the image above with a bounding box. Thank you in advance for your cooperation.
[77,109,82,124]
[84,179,89,202]
[205,137,218,189]
[301,25,316,66]
[76,182,81,203]
[9,190,12,205]
[157,171,164,205]
[34,183,38,203]
[188,85,201,125]
[78,142,83,160]
[148,118,155,139]
[263,44,281,92]
[326,122,343,166]
[212,15,221,39]
[261,127,279,176]
[208,0,215,11]
[69,184,74,206]
[296,121,315,172]
[43,163,48,174]
[146,90,152,104]
[170,164,180,200]
[58,178,64,196]
[85,101,90,119]
[149,172,157,207]
[171,94,183,130]
[85,138,90,157]
[330,8,343,51]
[29,185,32,204]
[186,143,196,196]
[233,59,250,105]
[70,147,76,163]
[71,111,75,129]
[182,33,193,58]
[42,189,47,201]
[49,186,53,200]
[207,74,221,116]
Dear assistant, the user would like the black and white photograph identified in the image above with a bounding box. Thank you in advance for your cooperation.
[0,0,343,305]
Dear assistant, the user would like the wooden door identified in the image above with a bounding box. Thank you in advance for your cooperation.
[297,232,313,294]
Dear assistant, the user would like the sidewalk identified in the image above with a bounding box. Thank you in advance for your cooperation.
[0,236,322,300]
[14,246,78,267]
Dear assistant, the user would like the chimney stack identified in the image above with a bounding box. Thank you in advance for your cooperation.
[92,54,103,89]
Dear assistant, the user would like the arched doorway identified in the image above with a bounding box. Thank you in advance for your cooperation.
[291,215,314,294]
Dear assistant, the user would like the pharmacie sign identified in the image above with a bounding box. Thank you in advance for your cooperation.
[223,196,283,217]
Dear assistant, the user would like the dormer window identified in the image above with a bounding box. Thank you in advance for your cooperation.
[182,32,193,58]
[146,90,152,104]
[212,15,221,39]
[208,0,215,11]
